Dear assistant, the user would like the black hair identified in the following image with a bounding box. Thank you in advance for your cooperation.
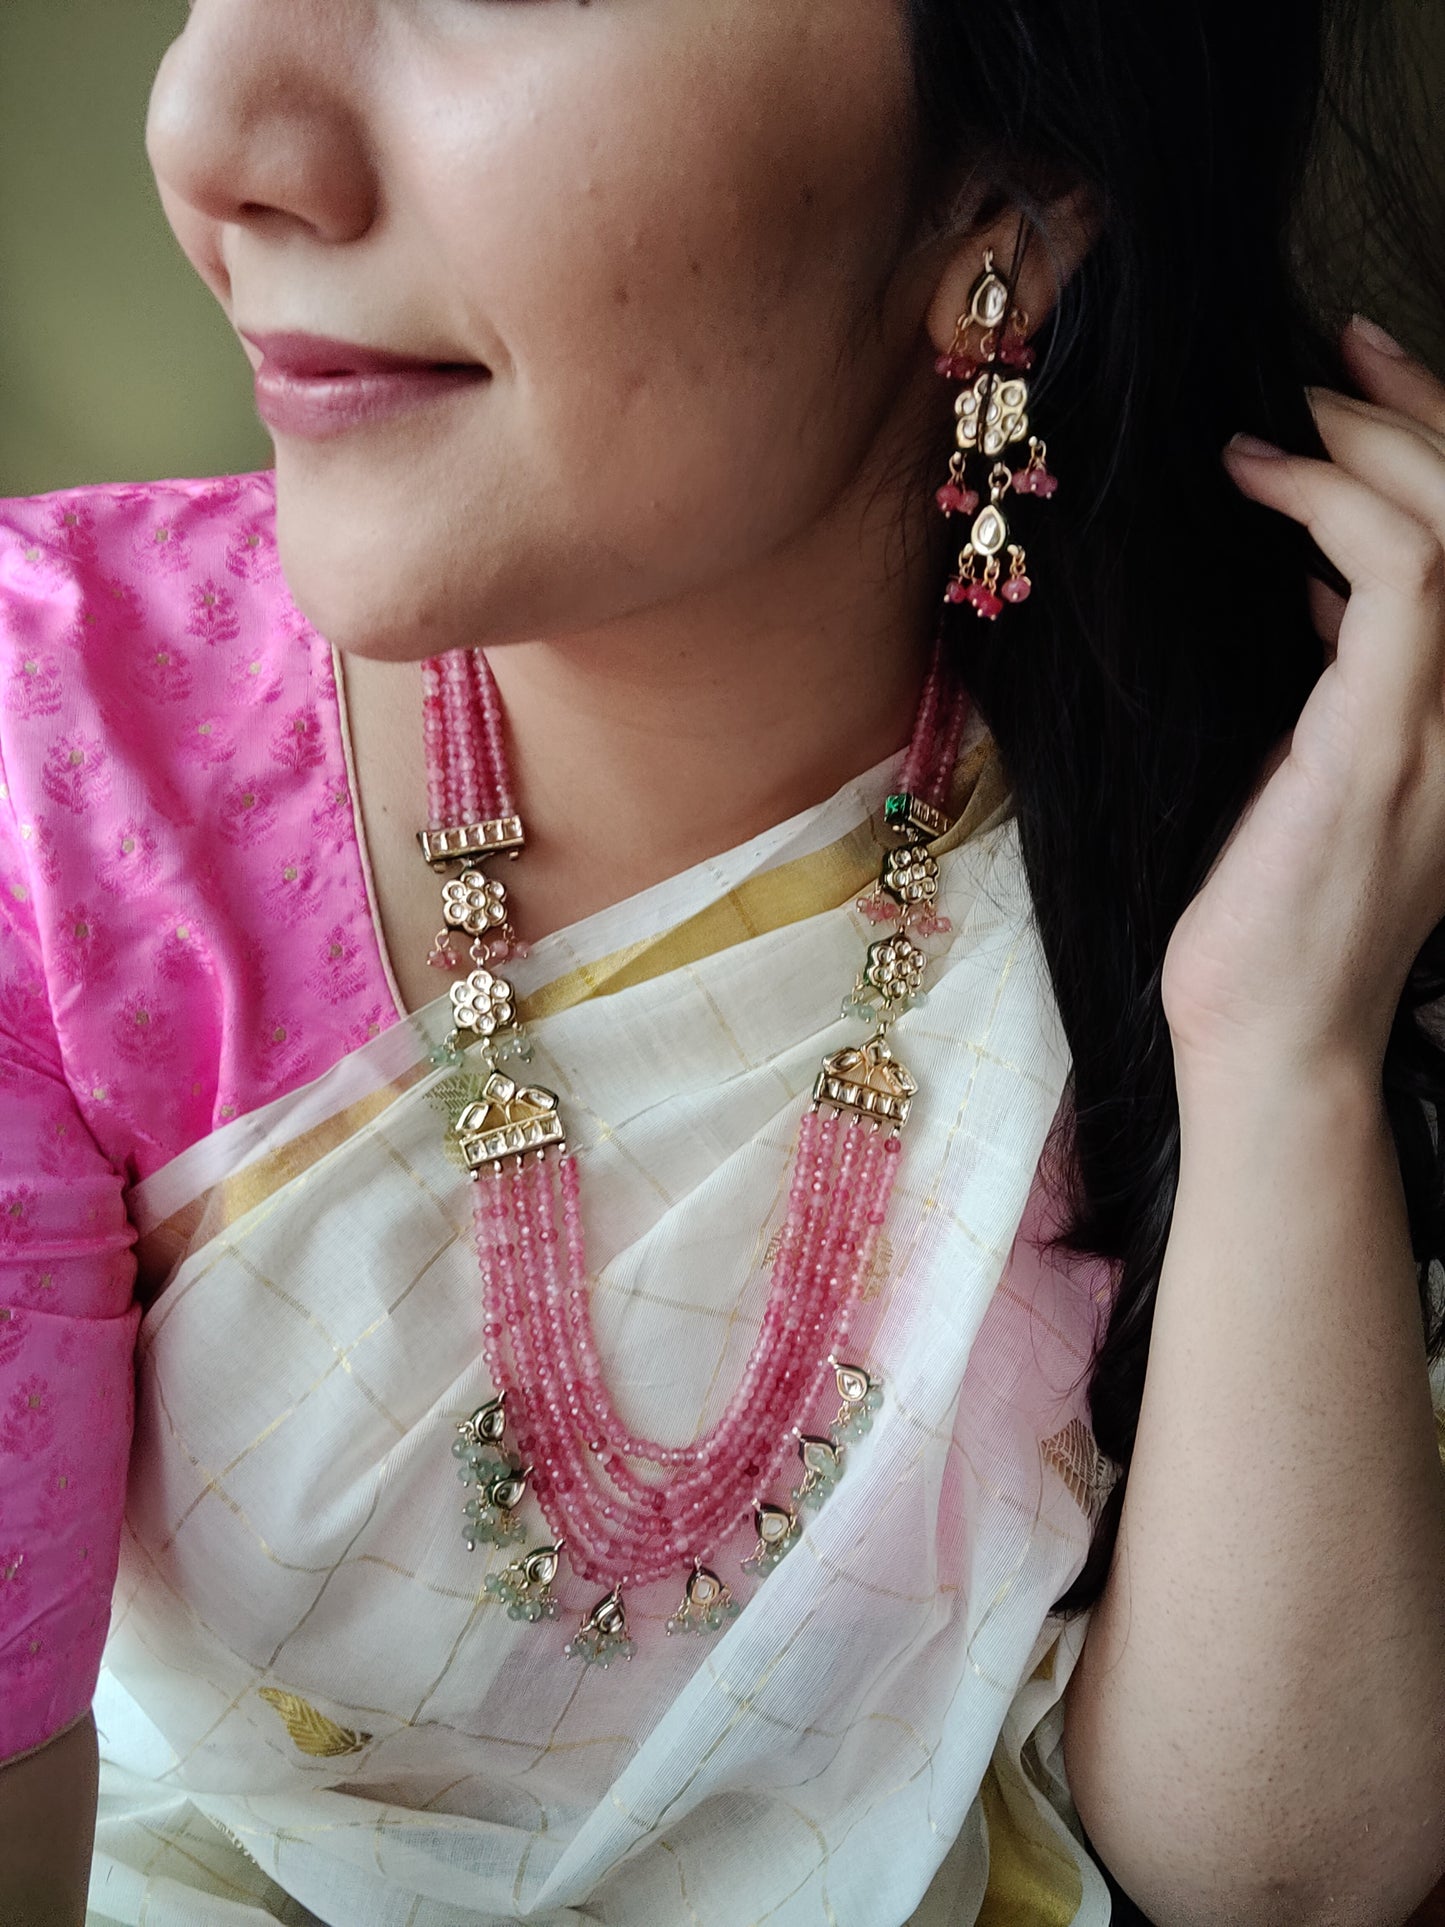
[902,0,1445,1618]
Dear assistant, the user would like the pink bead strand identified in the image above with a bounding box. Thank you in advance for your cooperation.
[898,638,945,800]
[926,675,973,813]
[420,659,450,829]
[482,1111,883,1583]
[441,649,488,825]
[471,650,515,822]
[472,1065,904,1589]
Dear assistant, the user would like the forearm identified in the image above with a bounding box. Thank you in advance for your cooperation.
[1065,1054,1445,1926]
[0,1711,98,1926]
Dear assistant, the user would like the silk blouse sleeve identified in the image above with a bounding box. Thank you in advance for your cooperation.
[0,741,140,1766]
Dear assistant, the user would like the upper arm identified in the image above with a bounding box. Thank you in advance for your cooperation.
[0,740,140,1767]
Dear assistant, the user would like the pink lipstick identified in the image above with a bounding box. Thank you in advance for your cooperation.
[242,332,488,440]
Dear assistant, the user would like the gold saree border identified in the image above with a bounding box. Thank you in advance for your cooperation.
[518,736,1010,1023]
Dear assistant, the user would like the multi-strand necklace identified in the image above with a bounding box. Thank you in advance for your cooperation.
[418,641,970,1664]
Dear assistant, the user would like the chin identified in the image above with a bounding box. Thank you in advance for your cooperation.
[270,472,501,663]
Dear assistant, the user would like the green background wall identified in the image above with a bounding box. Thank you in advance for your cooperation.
[1,2,1440,500]
[0,0,269,495]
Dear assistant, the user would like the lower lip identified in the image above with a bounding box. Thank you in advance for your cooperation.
[253,364,488,439]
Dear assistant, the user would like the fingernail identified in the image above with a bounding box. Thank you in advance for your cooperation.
[1350,313,1407,357]
[1226,433,1286,460]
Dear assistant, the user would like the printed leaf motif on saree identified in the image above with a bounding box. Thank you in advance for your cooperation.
[257,1687,373,1759]
[1038,1417,1117,1524]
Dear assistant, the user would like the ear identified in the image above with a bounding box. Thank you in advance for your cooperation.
[924,186,1101,358]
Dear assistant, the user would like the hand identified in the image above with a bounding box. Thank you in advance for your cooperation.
[1161,316,1445,1089]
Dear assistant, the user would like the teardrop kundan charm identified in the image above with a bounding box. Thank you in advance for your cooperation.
[566,1586,635,1667]
[832,1361,885,1443]
[485,1542,565,1623]
[744,1504,801,1576]
[666,1564,742,1637]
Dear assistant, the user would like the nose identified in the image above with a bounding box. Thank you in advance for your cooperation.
[147,0,378,250]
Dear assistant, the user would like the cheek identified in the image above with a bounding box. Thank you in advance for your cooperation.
[427,20,916,567]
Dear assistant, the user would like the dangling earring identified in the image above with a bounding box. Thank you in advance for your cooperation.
[933,248,1058,621]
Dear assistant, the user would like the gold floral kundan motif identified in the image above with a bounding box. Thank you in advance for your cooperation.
[455,1074,566,1170]
[881,844,941,908]
[449,967,516,1037]
[813,1037,918,1128]
[441,869,510,938]
[865,935,926,1003]
[955,371,1031,460]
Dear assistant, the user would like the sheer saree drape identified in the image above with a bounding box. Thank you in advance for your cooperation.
[87,736,1115,1927]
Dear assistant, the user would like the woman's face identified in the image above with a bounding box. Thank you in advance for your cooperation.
[148,1,950,661]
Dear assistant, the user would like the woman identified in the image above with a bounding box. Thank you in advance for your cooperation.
[1,1,1443,1921]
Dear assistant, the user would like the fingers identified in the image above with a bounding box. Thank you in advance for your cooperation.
[1308,390,1445,551]
[1225,439,1442,600]
[1224,439,1443,725]
[1340,315,1445,442]
[1222,318,1445,733]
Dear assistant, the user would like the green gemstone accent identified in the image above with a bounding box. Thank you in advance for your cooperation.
[884,793,911,825]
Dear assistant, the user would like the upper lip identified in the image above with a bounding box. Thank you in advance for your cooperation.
[240,330,481,378]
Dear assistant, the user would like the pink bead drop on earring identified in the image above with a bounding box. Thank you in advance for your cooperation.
[934,481,980,518]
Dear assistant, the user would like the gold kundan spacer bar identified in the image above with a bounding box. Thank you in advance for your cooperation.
[417,816,526,868]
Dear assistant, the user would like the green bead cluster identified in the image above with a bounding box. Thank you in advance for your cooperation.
[462,1494,527,1550]
[666,1595,742,1637]
[833,1383,885,1446]
[792,1433,846,1514]
[748,1522,801,1575]
[453,1437,527,1548]
[791,1465,843,1514]
[564,1625,635,1667]
[452,1435,510,1483]
[484,1567,560,1623]
[490,1026,535,1064]
[841,992,929,1024]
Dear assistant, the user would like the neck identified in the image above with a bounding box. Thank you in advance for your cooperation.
[338,431,951,994]
[488,551,937,937]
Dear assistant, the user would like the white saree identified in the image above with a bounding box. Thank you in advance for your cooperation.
[86,729,1117,1927]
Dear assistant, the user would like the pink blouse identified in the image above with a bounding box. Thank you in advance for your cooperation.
[0,473,405,1763]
